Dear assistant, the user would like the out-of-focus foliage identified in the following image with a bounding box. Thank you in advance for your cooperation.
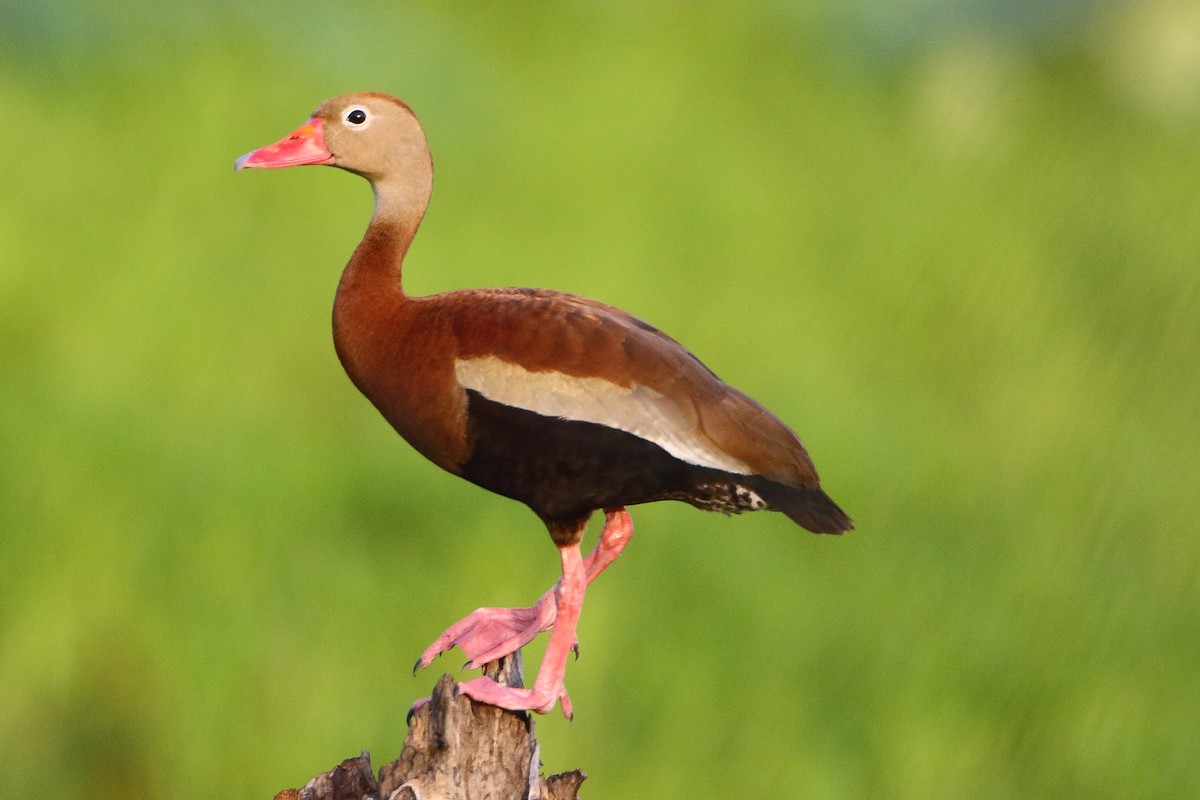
[3,2,1198,797]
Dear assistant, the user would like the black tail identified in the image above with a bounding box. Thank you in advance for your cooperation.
[753,479,853,534]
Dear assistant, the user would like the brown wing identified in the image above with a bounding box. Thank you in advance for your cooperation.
[443,287,822,490]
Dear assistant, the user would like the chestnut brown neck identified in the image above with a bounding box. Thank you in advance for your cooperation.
[336,169,431,295]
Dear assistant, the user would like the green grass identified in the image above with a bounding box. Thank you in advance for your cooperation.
[3,2,1198,797]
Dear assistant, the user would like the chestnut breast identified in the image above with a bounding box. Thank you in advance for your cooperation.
[335,266,820,490]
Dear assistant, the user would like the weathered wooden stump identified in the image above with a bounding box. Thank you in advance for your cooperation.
[272,654,585,800]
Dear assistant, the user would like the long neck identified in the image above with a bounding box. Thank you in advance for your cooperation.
[332,169,432,390]
[338,170,431,297]
[331,165,466,468]
[342,214,416,294]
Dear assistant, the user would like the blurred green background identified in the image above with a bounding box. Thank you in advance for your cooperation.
[3,1,1199,797]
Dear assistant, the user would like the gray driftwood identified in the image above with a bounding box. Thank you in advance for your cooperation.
[272,654,585,800]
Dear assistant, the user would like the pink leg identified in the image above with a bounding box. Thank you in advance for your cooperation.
[457,540,586,717]
[414,509,633,672]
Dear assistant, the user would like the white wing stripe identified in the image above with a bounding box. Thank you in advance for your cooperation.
[455,355,752,475]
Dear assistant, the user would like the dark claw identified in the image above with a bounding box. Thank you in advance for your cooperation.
[412,657,424,676]
[571,642,580,660]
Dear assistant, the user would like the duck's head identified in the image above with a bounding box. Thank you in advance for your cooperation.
[235,92,430,184]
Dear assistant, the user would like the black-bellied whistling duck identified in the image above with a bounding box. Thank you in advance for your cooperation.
[236,92,851,719]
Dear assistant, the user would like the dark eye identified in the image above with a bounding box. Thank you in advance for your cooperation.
[343,106,370,127]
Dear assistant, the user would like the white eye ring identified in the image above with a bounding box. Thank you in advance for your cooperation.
[342,105,372,130]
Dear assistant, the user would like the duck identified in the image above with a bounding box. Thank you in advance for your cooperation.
[235,92,851,719]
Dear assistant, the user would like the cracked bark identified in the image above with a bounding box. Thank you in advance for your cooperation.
[271,654,585,800]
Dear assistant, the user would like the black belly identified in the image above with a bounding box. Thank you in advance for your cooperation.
[458,389,761,537]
